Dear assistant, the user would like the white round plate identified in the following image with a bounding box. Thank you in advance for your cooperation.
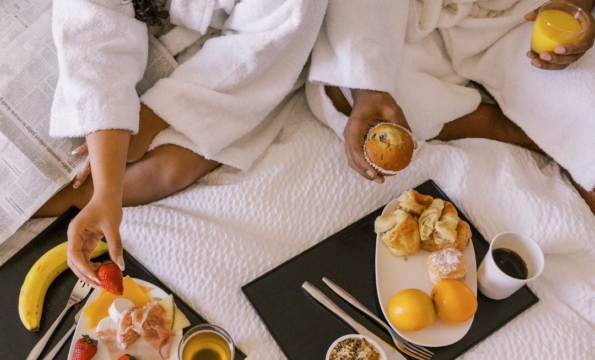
[68,278,183,360]
[375,197,477,347]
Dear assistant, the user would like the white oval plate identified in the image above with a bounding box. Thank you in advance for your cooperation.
[68,278,183,360]
[375,197,477,347]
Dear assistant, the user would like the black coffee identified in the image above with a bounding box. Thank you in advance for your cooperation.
[492,248,528,279]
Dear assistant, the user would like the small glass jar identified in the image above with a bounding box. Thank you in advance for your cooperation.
[178,324,235,360]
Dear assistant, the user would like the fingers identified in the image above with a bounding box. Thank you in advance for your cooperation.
[527,51,583,70]
[73,156,91,189]
[67,227,100,287]
[343,117,384,183]
[345,143,384,183]
[104,225,125,271]
[552,36,594,57]
[382,104,410,131]
[71,142,88,155]
[524,9,538,21]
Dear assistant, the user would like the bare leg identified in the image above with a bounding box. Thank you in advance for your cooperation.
[435,103,595,214]
[325,86,595,213]
[435,103,543,154]
[34,145,220,217]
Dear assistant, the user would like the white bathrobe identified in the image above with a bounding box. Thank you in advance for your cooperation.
[51,0,327,171]
[307,0,595,191]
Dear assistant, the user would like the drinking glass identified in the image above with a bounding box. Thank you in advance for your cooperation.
[531,1,589,54]
[178,324,235,360]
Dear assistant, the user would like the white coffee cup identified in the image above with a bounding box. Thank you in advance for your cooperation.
[478,232,544,300]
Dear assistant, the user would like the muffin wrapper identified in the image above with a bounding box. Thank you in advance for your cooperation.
[363,122,419,175]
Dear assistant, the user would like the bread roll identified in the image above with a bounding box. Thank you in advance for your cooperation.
[374,209,421,257]
[427,248,467,284]
[396,189,434,215]
[419,199,444,241]
[364,123,415,175]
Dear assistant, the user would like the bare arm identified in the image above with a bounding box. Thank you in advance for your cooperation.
[67,130,130,286]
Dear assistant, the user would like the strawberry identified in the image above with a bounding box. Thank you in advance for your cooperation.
[72,334,98,360]
[96,261,124,295]
[117,355,137,360]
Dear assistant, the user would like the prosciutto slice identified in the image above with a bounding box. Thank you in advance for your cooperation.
[117,306,141,349]
[96,302,174,358]
[131,302,175,358]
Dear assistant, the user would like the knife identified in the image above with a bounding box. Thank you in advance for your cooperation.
[42,308,83,360]
[302,282,405,360]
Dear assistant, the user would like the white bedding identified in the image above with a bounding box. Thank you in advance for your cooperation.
[3,92,595,359]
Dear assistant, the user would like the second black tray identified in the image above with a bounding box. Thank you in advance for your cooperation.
[242,179,539,359]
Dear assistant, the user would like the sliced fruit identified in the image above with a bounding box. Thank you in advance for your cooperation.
[158,294,175,325]
[172,304,191,332]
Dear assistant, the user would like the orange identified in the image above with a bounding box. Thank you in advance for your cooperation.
[387,289,435,331]
[431,280,477,323]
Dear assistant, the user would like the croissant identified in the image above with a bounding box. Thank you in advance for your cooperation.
[419,198,444,241]
[397,189,434,215]
[375,209,421,257]
[433,201,458,245]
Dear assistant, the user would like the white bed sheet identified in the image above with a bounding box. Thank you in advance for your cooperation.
[3,92,595,359]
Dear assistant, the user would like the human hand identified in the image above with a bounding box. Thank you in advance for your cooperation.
[67,195,124,286]
[344,89,410,183]
[525,2,595,70]
[71,104,168,188]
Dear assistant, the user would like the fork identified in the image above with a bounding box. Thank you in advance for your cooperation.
[322,277,433,360]
[42,308,83,360]
[27,279,92,360]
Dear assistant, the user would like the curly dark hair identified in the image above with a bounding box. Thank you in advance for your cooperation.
[131,0,169,26]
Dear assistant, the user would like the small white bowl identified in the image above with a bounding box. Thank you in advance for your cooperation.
[325,334,387,360]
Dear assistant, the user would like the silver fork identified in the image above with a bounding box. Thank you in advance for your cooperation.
[322,277,434,360]
[27,279,92,360]
[42,308,83,360]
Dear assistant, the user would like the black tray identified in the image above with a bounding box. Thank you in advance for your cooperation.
[0,207,246,359]
[242,179,539,360]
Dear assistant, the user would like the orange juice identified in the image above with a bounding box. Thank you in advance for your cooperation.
[531,9,582,54]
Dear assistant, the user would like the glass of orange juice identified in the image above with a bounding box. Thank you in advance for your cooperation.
[531,1,589,54]
[178,324,235,360]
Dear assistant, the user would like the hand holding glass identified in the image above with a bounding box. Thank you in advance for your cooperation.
[531,1,589,54]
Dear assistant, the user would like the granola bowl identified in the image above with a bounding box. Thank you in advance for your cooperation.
[326,334,387,360]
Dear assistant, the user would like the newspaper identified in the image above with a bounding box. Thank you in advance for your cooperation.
[0,9,178,244]
[0,0,52,51]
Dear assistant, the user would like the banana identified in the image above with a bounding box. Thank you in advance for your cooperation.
[18,241,108,331]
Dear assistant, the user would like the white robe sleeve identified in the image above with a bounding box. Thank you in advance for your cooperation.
[140,0,328,160]
[309,0,409,94]
[50,0,148,137]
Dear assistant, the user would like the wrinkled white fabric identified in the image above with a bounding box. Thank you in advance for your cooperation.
[7,93,595,358]
[51,0,327,171]
[308,0,595,190]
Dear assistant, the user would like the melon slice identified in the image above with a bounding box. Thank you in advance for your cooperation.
[172,304,191,332]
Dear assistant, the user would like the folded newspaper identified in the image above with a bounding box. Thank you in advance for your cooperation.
[0,6,178,244]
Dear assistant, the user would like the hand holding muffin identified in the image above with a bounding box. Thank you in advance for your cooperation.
[343,89,413,183]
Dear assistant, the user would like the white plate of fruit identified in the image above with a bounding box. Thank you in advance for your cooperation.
[68,276,191,360]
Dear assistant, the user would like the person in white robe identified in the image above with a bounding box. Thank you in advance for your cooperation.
[37,0,327,284]
[306,0,595,214]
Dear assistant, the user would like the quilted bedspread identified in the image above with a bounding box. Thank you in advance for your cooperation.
[4,92,595,359]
